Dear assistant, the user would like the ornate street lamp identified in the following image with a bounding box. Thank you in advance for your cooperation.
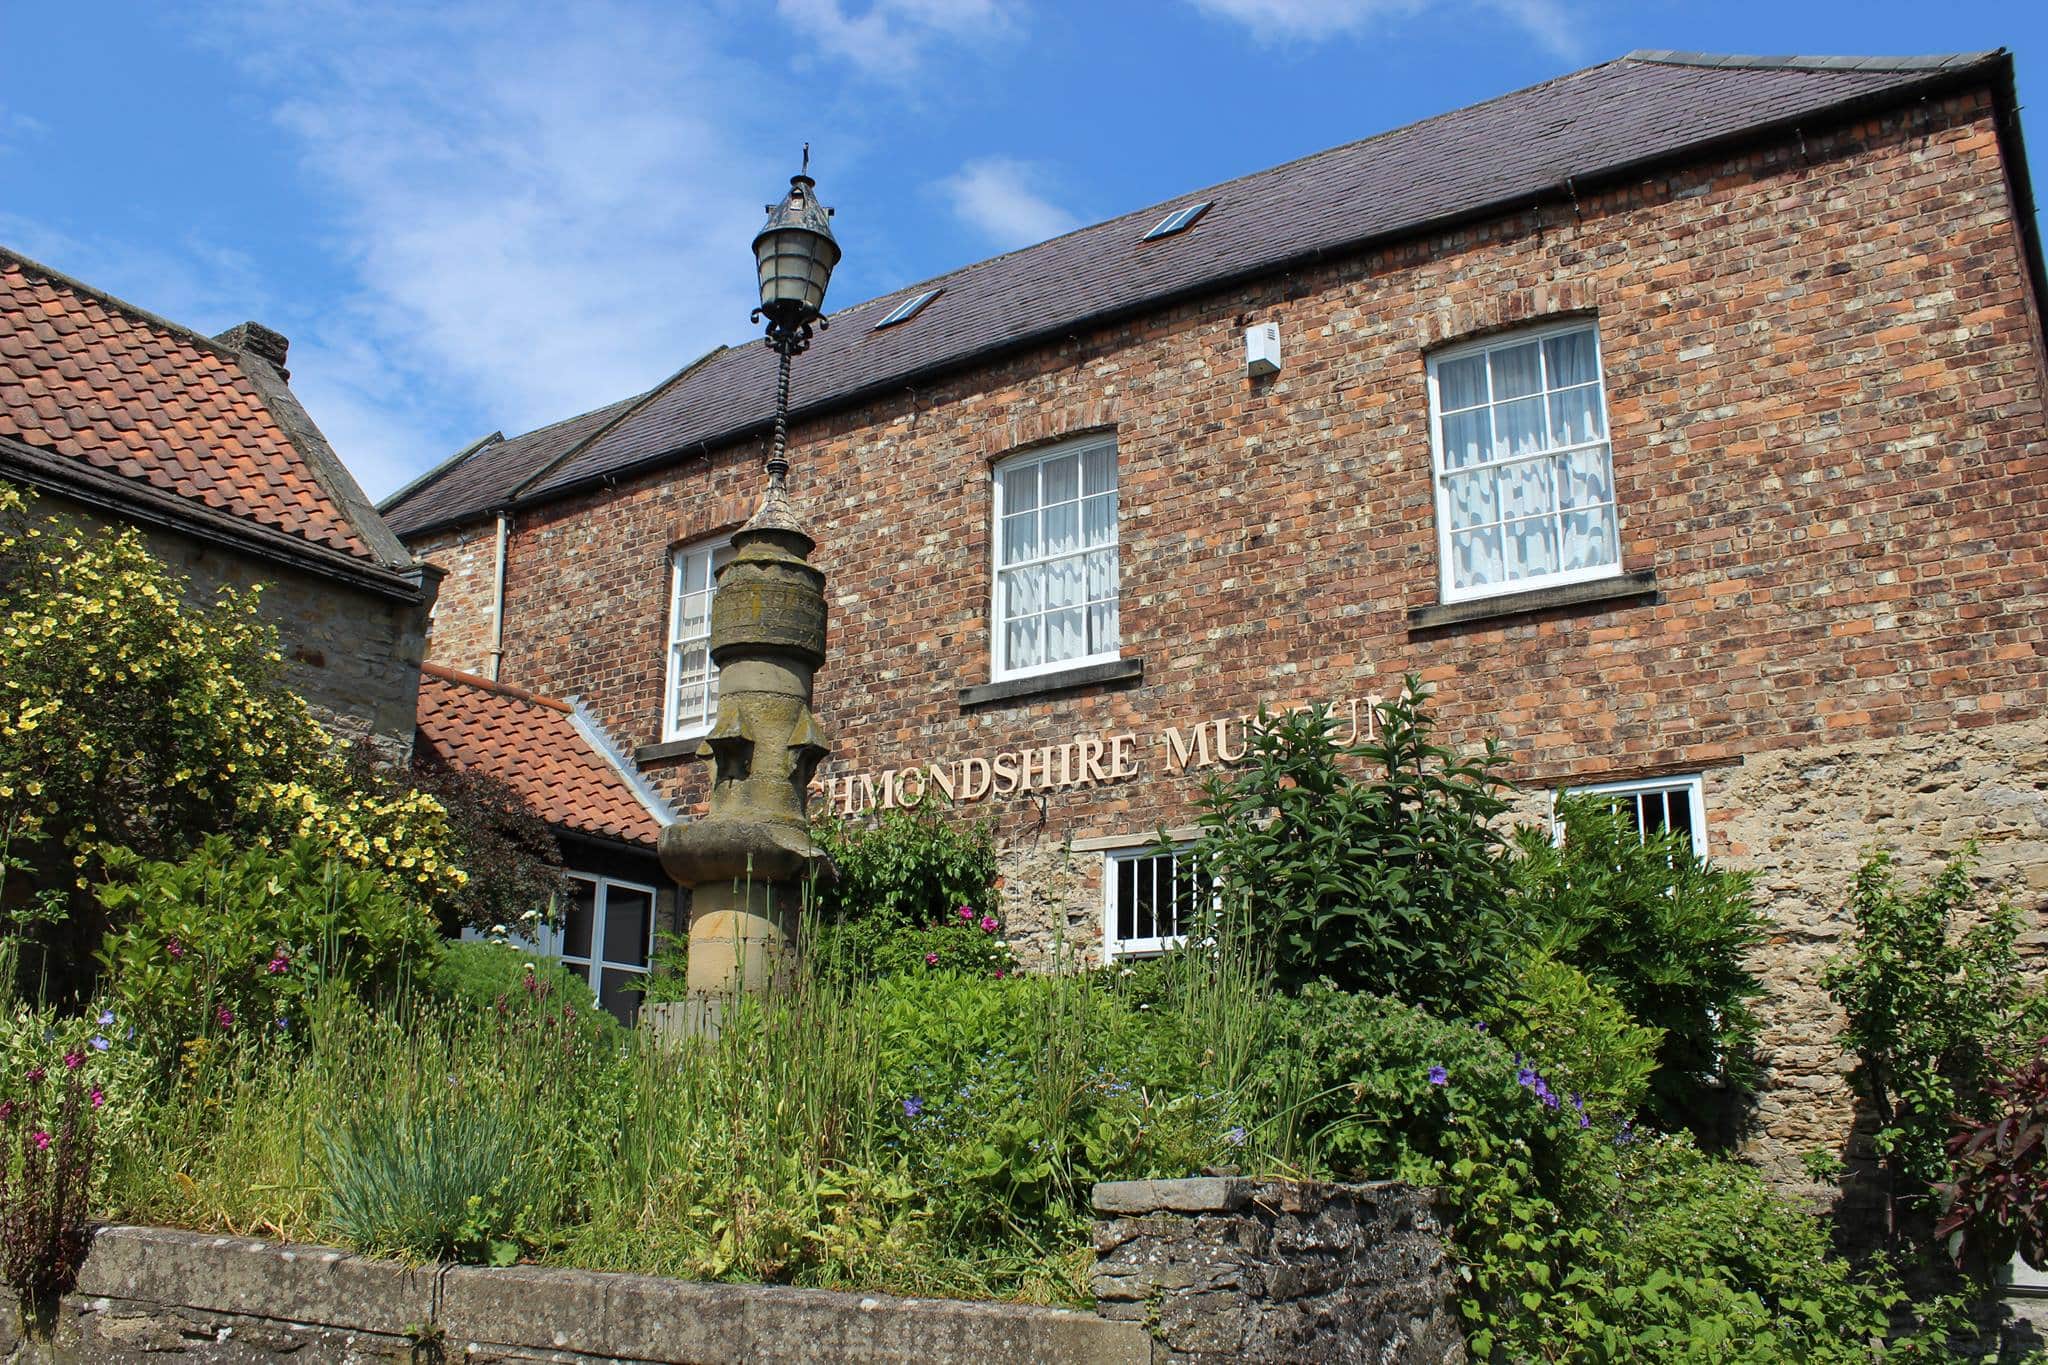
[750,147,840,493]
[653,151,840,1040]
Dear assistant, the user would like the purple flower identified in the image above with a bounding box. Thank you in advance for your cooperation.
[1516,1067,1537,1088]
[30,1130,49,1152]
[1473,1021,1488,1033]
[1578,1113,1591,1129]
[267,954,290,975]
[0,1100,14,1122]
[97,1009,115,1029]
[167,939,185,960]
[215,1007,235,1029]
[902,1096,924,1119]
[1225,1126,1247,1147]
[1427,1065,1449,1087]
[24,1067,44,1086]
[62,1051,82,1072]
[90,1035,108,1052]
[90,1087,104,1110]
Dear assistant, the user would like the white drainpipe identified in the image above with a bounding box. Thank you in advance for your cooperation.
[488,511,509,681]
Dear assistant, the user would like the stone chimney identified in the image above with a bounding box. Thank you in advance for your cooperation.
[214,321,291,380]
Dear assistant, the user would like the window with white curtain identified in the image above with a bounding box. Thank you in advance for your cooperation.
[664,537,733,742]
[992,436,1119,680]
[1427,320,1619,602]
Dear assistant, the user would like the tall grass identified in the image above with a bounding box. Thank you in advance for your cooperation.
[84,915,1297,1302]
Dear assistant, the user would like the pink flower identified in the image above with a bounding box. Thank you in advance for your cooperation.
[266,954,290,975]
[993,970,1006,980]
[167,939,185,960]
[215,1007,235,1029]
[957,905,974,920]
[89,1087,104,1110]
[924,952,939,966]
[0,1100,14,1122]
[30,1131,49,1151]
[24,1067,44,1086]
[62,1051,83,1071]
[979,916,998,934]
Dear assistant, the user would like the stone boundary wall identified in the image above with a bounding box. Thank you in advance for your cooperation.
[0,1180,1460,1362]
[1091,1178,1465,1363]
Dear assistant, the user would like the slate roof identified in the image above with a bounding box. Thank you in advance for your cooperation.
[414,663,669,848]
[381,49,2015,539]
[0,249,396,565]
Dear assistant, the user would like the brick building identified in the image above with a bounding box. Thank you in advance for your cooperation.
[0,248,437,756]
[381,50,2048,1184]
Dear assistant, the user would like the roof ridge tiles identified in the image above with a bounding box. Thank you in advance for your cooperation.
[1623,49,2001,74]
[421,661,574,712]
[506,345,731,503]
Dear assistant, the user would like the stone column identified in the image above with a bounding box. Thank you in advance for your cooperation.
[656,490,832,1037]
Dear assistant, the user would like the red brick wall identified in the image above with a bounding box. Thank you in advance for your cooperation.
[423,90,2047,863]
[415,524,500,678]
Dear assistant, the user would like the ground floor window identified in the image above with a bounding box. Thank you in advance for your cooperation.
[537,872,657,1023]
[1565,774,1707,856]
[1103,845,1210,961]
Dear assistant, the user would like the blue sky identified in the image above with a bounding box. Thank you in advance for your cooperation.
[3,1,2043,500]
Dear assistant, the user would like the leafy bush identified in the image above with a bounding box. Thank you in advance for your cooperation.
[1510,795,1765,1134]
[1822,847,2040,1241]
[810,800,1001,979]
[428,940,619,1050]
[95,836,442,1062]
[1485,950,1664,1122]
[1182,680,1516,1015]
[319,1098,524,1265]
[1937,1041,2048,1275]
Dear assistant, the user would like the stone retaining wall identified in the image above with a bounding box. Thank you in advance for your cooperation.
[0,1178,1461,1363]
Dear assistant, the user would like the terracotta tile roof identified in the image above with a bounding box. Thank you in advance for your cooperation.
[415,663,666,848]
[381,49,2010,538]
[0,251,376,560]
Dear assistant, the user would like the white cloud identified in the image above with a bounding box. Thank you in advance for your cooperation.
[938,157,1080,251]
[776,0,1018,80]
[192,0,785,497]
[1189,0,1587,61]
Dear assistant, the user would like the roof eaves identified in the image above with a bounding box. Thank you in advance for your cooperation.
[378,429,505,517]
[0,431,425,602]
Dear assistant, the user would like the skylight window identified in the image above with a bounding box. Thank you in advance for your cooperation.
[874,288,943,329]
[1143,201,1212,241]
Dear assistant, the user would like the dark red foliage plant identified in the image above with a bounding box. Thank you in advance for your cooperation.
[1936,1041,2048,1276]
[0,1069,97,1311]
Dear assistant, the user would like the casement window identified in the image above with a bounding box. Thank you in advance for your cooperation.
[1103,845,1211,961]
[1427,320,1619,602]
[992,435,1119,680]
[1566,774,1707,857]
[664,537,734,741]
[539,872,658,1023]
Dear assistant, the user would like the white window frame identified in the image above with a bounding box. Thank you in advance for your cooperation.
[663,536,733,742]
[1425,318,1621,604]
[1561,773,1708,857]
[1102,843,1211,962]
[990,435,1121,682]
[539,871,659,1016]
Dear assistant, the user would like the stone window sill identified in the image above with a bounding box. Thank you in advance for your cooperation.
[633,737,704,766]
[958,658,1144,710]
[1407,570,1659,632]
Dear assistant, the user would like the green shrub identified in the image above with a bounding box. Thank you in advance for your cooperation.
[810,800,1001,980]
[1511,795,1765,1135]
[1823,846,2042,1243]
[95,836,441,1063]
[428,940,619,1050]
[1485,950,1663,1122]
[1182,680,1516,1016]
